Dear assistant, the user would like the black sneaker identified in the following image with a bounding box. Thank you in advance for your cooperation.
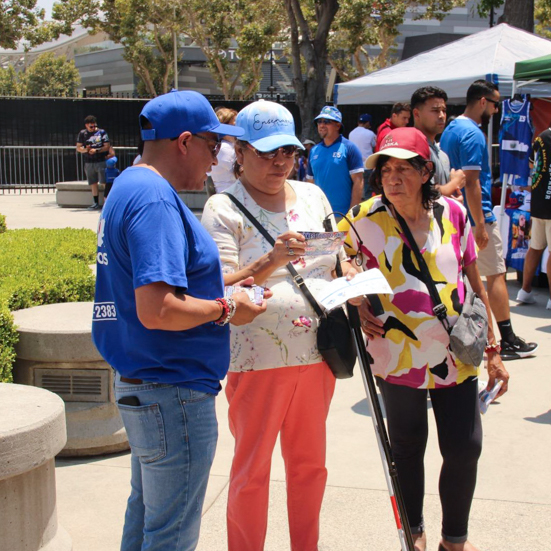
[500,336,538,361]
[87,203,100,210]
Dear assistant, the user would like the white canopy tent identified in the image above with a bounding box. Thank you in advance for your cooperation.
[335,24,551,259]
[335,24,551,106]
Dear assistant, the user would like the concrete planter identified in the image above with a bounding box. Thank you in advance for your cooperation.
[12,302,129,457]
[0,383,72,551]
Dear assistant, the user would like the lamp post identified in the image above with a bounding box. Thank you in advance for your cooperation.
[267,48,276,99]
[173,7,178,90]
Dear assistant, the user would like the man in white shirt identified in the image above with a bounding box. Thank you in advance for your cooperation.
[349,114,376,163]
[348,114,376,199]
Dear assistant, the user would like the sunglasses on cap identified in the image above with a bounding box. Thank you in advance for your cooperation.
[246,143,298,160]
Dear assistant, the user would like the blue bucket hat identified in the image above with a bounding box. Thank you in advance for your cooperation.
[235,100,304,152]
[314,106,342,124]
[140,90,244,141]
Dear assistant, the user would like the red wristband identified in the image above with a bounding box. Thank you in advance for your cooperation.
[215,298,229,324]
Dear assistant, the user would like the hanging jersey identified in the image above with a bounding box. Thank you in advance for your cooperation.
[499,97,533,188]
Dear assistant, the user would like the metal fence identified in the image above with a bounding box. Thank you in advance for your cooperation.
[0,146,138,192]
[0,95,299,193]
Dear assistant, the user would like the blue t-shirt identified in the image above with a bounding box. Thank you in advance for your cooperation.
[440,116,496,224]
[92,166,228,395]
[306,136,364,217]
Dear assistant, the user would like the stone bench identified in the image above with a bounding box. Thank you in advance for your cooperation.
[56,181,106,208]
[13,302,129,457]
[56,180,208,210]
[0,383,72,551]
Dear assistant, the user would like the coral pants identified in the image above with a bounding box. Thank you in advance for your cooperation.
[225,362,336,551]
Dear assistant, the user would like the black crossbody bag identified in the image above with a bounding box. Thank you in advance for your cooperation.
[223,192,356,379]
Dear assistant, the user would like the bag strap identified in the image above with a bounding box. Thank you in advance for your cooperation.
[223,192,325,318]
[392,207,451,332]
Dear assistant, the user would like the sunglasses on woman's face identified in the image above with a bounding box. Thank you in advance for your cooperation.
[246,143,298,160]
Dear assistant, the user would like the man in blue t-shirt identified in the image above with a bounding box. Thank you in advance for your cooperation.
[92,90,266,550]
[441,80,537,361]
[306,105,364,218]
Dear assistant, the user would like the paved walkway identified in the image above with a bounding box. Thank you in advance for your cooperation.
[2,193,551,550]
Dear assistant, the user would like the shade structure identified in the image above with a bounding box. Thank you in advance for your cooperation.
[335,24,551,105]
[514,53,551,82]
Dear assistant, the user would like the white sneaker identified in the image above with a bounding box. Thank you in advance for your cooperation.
[547,299,551,310]
[516,288,536,304]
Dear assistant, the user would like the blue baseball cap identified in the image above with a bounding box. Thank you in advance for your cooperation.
[140,90,244,141]
[235,100,304,152]
[106,156,118,167]
[359,113,372,123]
[314,106,342,124]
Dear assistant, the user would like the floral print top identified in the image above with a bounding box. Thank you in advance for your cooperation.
[201,180,342,372]
[339,195,478,389]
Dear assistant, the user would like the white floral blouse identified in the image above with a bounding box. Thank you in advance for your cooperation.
[201,179,343,372]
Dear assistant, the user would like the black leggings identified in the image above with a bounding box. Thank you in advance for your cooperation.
[377,377,482,543]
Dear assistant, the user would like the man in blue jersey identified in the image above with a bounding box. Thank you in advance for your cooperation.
[441,80,537,361]
[306,105,364,218]
[92,90,267,551]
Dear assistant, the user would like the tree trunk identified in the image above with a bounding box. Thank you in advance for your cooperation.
[285,0,339,140]
[498,0,534,32]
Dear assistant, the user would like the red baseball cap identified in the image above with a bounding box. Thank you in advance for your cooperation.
[365,127,430,169]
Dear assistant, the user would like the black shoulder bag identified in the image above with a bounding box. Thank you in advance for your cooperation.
[394,208,488,366]
[223,192,356,379]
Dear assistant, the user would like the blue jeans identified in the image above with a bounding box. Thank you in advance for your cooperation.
[115,374,218,551]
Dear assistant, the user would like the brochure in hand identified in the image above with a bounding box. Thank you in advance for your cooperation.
[298,231,347,256]
[316,268,393,311]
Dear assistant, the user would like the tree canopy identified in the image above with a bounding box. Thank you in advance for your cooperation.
[329,0,464,80]
[0,0,51,49]
[49,0,285,98]
[475,0,551,32]
[0,52,80,96]
[0,65,20,95]
[180,0,286,99]
[24,52,81,96]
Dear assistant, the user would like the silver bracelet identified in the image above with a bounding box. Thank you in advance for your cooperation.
[218,297,236,326]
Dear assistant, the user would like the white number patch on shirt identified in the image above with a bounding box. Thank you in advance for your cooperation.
[93,302,118,321]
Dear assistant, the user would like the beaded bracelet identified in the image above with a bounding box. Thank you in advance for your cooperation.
[214,297,237,326]
[485,342,501,354]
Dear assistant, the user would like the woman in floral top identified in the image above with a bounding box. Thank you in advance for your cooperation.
[202,100,358,551]
[339,127,509,551]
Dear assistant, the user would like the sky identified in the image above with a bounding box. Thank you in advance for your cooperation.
[36,0,55,19]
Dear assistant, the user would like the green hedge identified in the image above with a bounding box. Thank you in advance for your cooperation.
[0,227,96,382]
